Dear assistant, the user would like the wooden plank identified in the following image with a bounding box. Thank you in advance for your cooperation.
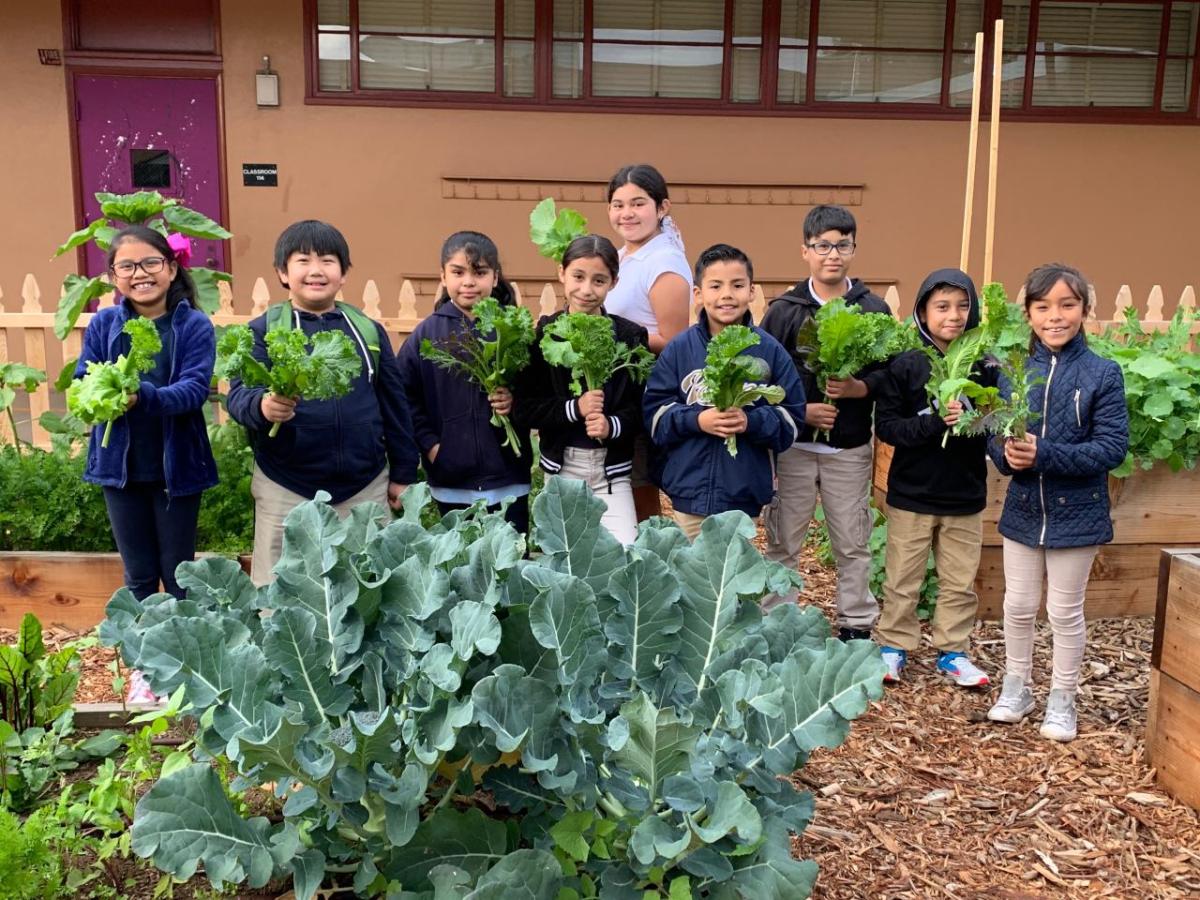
[22,325,50,448]
[1107,466,1200,545]
[0,552,125,630]
[0,552,252,631]
[975,542,1161,620]
[73,702,162,729]
[1153,549,1200,667]
[1147,668,1200,812]
[1159,553,1200,694]
[0,326,13,444]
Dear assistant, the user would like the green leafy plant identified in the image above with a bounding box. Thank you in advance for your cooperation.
[0,441,113,552]
[420,297,536,454]
[0,364,47,455]
[1091,305,1200,476]
[795,299,918,400]
[0,804,97,899]
[100,477,883,899]
[529,198,588,262]
[53,190,232,338]
[701,325,787,457]
[958,349,1040,441]
[215,324,362,437]
[0,614,81,734]
[196,417,255,554]
[540,312,654,395]
[67,317,162,448]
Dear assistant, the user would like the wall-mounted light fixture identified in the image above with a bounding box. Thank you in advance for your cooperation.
[256,55,280,107]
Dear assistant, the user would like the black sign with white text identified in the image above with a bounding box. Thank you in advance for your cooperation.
[242,163,278,187]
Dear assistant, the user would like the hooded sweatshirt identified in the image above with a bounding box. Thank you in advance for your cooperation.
[874,268,998,516]
[758,278,892,448]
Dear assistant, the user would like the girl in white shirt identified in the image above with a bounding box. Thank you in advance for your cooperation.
[603,164,693,519]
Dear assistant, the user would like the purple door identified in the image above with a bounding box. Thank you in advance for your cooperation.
[74,75,226,276]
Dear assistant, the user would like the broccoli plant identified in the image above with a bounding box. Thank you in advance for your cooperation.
[101,478,884,899]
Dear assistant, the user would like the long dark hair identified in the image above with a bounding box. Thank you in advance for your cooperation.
[1023,262,1091,353]
[435,230,516,308]
[561,234,620,280]
[606,163,670,208]
[106,225,198,315]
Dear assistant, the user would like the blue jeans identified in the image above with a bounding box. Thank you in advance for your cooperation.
[103,483,202,600]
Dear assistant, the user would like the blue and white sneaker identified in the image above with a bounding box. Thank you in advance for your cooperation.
[937,652,989,687]
[880,647,907,684]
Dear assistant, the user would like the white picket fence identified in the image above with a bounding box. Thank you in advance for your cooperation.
[1,271,1195,449]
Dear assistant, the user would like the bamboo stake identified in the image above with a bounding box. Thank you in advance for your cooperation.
[983,18,1005,285]
[960,32,985,272]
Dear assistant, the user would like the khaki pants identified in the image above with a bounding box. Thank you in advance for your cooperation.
[876,507,982,653]
[250,465,389,586]
[1001,538,1098,693]
[559,447,638,546]
[764,443,878,631]
[672,510,706,541]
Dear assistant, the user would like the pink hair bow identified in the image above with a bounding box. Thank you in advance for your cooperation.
[166,232,193,267]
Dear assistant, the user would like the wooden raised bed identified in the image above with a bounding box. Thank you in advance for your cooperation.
[1147,549,1200,811]
[872,442,1199,619]
[0,551,250,630]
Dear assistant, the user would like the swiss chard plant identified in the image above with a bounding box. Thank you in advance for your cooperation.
[53,190,233,338]
[1091,305,1200,476]
[420,297,536,454]
[530,198,589,263]
[0,364,47,455]
[215,324,363,437]
[702,326,788,457]
[100,477,884,899]
[540,312,654,395]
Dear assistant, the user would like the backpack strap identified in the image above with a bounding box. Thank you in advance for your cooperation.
[263,300,381,381]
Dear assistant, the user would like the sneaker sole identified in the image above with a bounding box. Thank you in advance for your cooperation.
[939,670,990,688]
[987,701,1035,723]
[1040,724,1077,742]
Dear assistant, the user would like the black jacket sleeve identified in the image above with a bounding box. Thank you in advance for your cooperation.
[874,353,946,448]
[510,319,579,431]
[375,323,419,484]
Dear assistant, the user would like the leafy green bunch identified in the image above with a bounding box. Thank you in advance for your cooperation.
[216,324,363,437]
[922,282,1034,449]
[53,190,232,339]
[541,312,655,395]
[1091,305,1200,476]
[529,198,588,262]
[0,363,47,455]
[100,478,883,899]
[420,297,536,454]
[67,317,162,448]
[702,325,787,457]
[795,299,918,402]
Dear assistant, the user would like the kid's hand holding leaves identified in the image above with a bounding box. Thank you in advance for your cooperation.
[67,317,162,448]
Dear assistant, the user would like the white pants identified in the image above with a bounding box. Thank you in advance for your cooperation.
[557,447,638,546]
[1001,537,1098,693]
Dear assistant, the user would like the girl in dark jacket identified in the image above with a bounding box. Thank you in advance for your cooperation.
[396,231,532,532]
[985,263,1128,742]
[75,226,218,603]
[512,235,648,545]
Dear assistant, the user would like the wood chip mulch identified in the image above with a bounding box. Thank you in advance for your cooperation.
[6,510,1199,899]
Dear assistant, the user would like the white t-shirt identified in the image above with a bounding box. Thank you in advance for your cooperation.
[795,278,853,455]
[605,231,693,335]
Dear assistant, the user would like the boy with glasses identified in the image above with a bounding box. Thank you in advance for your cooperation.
[759,205,892,640]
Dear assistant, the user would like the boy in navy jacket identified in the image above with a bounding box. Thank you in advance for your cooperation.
[227,221,418,584]
[643,244,806,540]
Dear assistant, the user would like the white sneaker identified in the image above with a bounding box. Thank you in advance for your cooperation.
[937,652,989,687]
[987,674,1035,723]
[125,669,159,705]
[1040,689,1078,742]
[880,647,907,684]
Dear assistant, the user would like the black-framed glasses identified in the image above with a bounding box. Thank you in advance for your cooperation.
[805,240,856,257]
[112,257,168,277]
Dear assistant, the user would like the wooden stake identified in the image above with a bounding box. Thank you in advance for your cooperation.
[983,18,1005,285]
[960,32,985,273]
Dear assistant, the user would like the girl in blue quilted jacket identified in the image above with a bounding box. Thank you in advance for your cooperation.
[985,263,1128,742]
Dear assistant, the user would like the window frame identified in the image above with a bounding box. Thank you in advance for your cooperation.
[302,0,1200,123]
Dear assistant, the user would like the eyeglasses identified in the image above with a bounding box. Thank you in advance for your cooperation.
[805,240,856,257]
[112,257,168,277]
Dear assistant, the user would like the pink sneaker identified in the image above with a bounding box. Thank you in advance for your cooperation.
[125,669,160,705]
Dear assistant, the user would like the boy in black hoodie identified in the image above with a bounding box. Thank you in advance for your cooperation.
[759,205,891,641]
[874,268,997,687]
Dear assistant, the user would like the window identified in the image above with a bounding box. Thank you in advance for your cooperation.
[306,0,1200,121]
[131,150,172,189]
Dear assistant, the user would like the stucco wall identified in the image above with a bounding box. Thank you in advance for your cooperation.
[3,0,1197,317]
